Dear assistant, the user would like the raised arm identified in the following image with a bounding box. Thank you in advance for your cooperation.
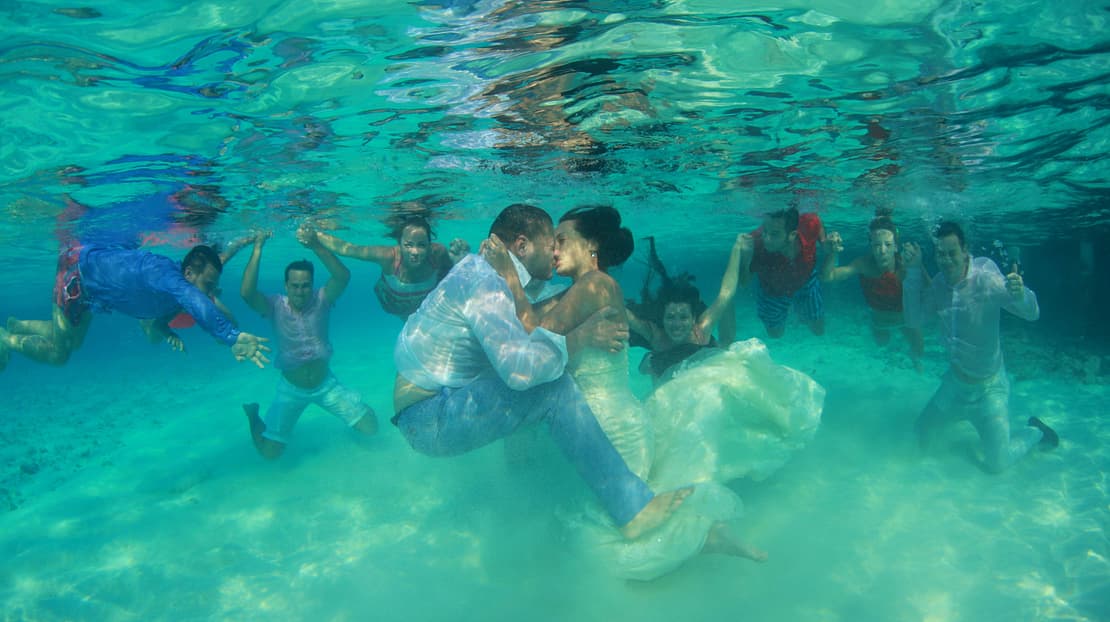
[240,232,272,316]
[314,229,395,267]
[695,233,746,339]
[736,232,755,288]
[298,225,350,304]
[219,234,255,266]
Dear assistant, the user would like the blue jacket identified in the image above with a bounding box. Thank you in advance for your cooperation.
[78,246,240,345]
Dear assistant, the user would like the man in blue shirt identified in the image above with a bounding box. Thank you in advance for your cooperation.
[1,244,270,371]
[391,203,688,540]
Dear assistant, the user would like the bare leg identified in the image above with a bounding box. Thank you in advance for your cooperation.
[621,487,692,539]
[243,403,286,460]
[6,317,54,337]
[870,325,892,346]
[702,522,767,562]
[807,318,825,336]
[903,326,924,371]
[3,306,90,367]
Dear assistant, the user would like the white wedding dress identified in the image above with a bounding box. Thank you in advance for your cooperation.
[568,338,825,581]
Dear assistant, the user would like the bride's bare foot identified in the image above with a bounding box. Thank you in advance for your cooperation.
[621,487,692,539]
[703,523,767,562]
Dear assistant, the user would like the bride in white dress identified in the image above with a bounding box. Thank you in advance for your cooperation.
[489,206,824,580]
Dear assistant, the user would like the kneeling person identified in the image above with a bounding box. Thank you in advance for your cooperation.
[240,229,377,459]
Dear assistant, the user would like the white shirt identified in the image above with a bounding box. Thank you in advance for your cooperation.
[904,256,1039,379]
[394,254,569,391]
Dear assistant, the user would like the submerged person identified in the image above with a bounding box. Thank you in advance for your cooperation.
[489,205,824,580]
[238,228,379,459]
[903,221,1058,473]
[312,215,470,318]
[629,234,746,386]
[737,206,827,338]
[0,244,270,372]
[390,203,688,540]
[821,214,924,369]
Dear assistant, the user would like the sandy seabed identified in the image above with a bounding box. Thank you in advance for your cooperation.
[1,307,1107,622]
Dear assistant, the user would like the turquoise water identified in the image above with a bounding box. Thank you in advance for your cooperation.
[2,1,1108,620]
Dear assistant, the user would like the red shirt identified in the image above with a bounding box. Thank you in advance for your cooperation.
[751,213,823,297]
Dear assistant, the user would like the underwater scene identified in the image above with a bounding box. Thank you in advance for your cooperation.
[1,1,1108,620]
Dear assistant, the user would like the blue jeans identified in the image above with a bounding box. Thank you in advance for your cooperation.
[394,372,654,526]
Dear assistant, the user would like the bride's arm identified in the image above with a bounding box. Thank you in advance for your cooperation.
[539,271,621,336]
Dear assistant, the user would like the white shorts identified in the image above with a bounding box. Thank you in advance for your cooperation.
[263,372,370,444]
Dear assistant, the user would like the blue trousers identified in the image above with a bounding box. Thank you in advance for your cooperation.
[394,372,654,525]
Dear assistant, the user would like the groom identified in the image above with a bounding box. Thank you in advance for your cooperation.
[390,203,685,538]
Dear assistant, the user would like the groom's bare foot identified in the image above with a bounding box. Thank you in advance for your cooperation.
[622,487,692,539]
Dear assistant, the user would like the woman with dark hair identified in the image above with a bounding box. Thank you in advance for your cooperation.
[821,213,923,369]
[309,215,470,318]
[628,235,747,385]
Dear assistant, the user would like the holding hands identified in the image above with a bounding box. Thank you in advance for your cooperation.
[824,231,844,254]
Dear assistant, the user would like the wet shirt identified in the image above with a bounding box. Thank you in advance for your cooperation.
[394,253,568,391]
[266,288,333,370]
[78,246,239,345]
[904,256,1039,379]
[750,213,823,297]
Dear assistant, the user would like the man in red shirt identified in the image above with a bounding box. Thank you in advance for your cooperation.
[738,207,826,338]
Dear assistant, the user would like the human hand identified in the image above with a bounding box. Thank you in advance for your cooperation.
[448,237,471,263]
[574,305,630,353]
[825,231,844,254]
[295,224,319,248]
[165,332,185,352]
[480,233,514,278]
[253,230,273,248]
[232,332,272,369]
[737,233,754,255]
[1006,263,1025,300]
[902,241,922,267]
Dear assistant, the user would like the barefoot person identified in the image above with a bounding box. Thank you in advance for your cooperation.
[391,203,687,539]
[903,221,1058,472]
[1,244,270,372]
[821,214,924,369]
[239,229,378,459]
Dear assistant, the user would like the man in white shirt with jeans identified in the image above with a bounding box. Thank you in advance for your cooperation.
[391,204,686,538]
[903,221,1057,473]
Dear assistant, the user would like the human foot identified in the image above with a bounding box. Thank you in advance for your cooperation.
[1028,417,1059,449]
[243,403,265,441]
[704,523,768,562]
[0,328,10,372]
[621,487,692,539]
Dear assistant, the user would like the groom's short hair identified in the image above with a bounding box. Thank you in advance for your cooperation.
[490,204,553,242]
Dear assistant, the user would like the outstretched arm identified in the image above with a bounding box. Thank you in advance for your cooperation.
[219,234,255,266]
[695,233,747,340]
[736,233,755,288]
[820,231,861,282]
[314,230,395,267]
[298,224,350,304]
[240,232,272,315]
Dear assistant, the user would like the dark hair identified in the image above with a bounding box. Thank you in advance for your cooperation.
[559,205,634,271]
[489,203,553,243]
[765,207,800,233]
[934,221,966,249]
[389,215,434,242]
[658,278,704,317]
[869,215,898,241]
[285,259,314,282]
[182,245,222,275]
